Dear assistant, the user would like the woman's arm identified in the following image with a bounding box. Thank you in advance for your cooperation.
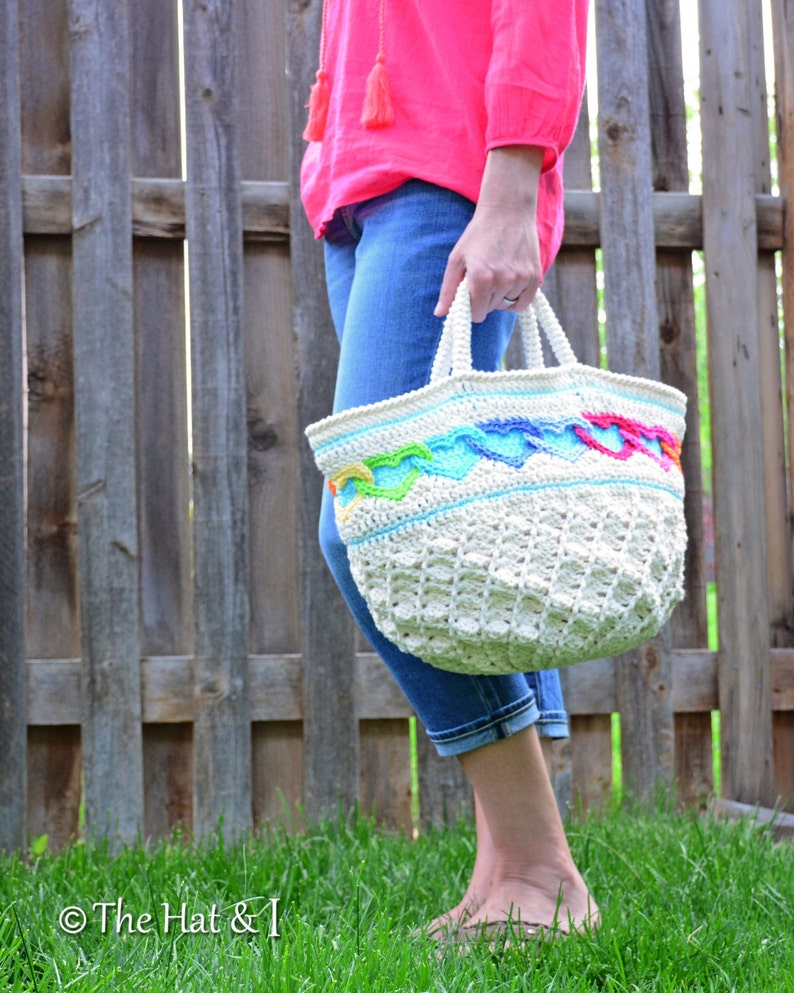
[434,144,544,323]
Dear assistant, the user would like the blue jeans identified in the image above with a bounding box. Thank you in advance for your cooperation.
[319,180,568,756]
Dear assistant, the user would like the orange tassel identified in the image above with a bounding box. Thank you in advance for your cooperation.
[303,69,330,142]
[361,55,394,129]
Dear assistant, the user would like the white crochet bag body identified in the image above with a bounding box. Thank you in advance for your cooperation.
[306,280,688,675]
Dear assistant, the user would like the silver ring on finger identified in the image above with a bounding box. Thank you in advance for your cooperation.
[502,295,520,305]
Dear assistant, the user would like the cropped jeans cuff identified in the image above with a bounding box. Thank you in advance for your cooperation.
[427,693,540,757]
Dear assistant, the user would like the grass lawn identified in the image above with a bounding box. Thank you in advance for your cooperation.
[2,796,793,992]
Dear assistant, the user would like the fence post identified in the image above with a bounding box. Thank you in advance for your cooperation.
[183,0,252,840]
[595,0,675,798]
[0,0,26,853]
[70,0,144,843]
[699,0,775,805]
[287,0,360,820]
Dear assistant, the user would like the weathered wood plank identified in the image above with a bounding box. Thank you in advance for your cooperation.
[360,720,413,833]
[595,0,674,799]
[645,0,711,804]
[19,176,785,249]
[569,715,613,811]
[0,0,26,853]
[142,724,193,839]
[26,726,81,847]
[70,0,143,844]
[244,247,301,655]
[235,0,288,182]
[19,0,81,853]
[549,99,600,367]
[252,722,305,830]
[21,176,291,240]
[772,713,794,812]
[417,729,473,831]
[288,0,359,820]
[699,0,775,804]
[34,646,794,725]
[771,0,794,650]
[647,0,708,650]
[710,796,794,838]
[747,0,794,648]
[24,242,79,661]
[183,0,251,840]
[130,0,194,842]
[674,714,713,807]
[236,0,302,817]
[131,0,191,658]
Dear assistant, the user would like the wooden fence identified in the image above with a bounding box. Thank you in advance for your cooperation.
[2,0,794,852]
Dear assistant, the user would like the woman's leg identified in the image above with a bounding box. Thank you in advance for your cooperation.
[319,180,595,934]
[457,726,598,934]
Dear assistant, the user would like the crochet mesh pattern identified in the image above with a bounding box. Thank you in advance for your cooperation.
[307,285,688,674]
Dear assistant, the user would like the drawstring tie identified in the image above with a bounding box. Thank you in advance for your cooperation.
[303,0,394,142]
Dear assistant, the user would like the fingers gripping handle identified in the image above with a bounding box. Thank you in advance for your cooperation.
[430,279,579,384]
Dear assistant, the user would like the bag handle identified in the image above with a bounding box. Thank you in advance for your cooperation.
[429,278,579,383]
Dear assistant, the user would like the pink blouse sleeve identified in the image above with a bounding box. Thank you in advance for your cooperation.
[485,0,590,171]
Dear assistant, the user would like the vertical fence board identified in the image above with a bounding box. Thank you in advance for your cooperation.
[236,0,288,181]
[596,0,675,799]
[288,0,359,820]
[771,0,794,809]
[417,730,472,830]
[548,96,603,811]
[20,0,81,853]
[70,0,144,843]
[570,715,615,812]
[235,0,304,825]
[142,724,193,837]
[417,728,472,828]
[699,0,775,804]
[646,0,712,804]
[252,721,305,829]
[183,0,252,839]
[131,0,191,658]
[748,0,794,648]
[359,719,413,832]
[245,248,306,825]
[647,0,708,649]
[130,0,194,840]
[548,100,600,368]
[0,0,26,852]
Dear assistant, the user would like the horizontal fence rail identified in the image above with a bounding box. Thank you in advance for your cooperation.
[15,177,788,249]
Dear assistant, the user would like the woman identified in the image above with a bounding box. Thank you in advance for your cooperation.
[301,0,598,940]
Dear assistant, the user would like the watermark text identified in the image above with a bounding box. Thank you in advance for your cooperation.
[58,898,280,937]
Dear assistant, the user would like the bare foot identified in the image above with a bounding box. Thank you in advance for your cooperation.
[422,738,594,940]
[461,857,599,935]
[453,729,599,937]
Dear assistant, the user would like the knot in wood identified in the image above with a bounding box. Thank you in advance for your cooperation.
[641,641,661,671]
[602,116,631,146]
[248,420,278,452]
[660,317,679,345]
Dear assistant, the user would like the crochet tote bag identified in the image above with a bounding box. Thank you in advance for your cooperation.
[306,280,688,675]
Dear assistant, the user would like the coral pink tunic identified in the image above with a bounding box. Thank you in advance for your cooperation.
[300,0,589,272]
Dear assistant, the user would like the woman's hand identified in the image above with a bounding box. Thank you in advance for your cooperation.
[434,145,545,323]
